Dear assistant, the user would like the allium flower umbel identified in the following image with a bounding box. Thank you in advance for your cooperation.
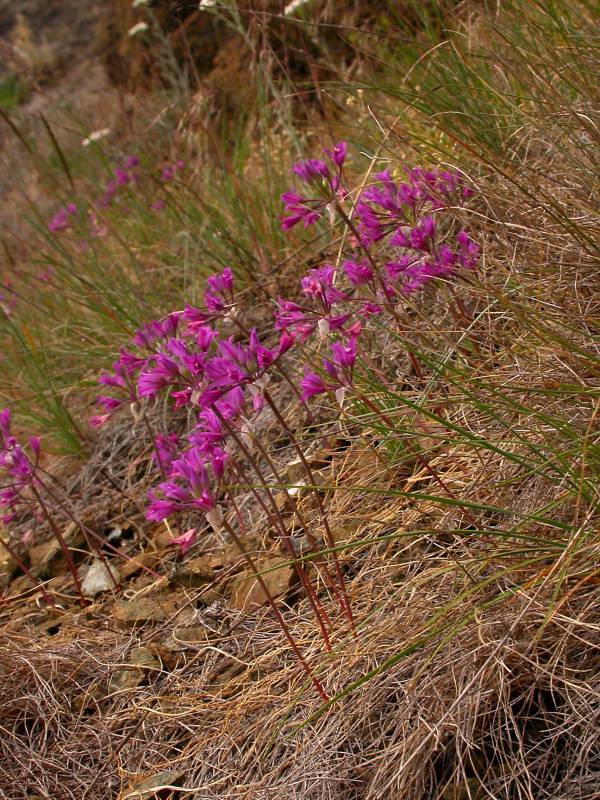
[91,267,291,531]
[279,147,480,409]
[280,141,347,231]
[0,409,39,524]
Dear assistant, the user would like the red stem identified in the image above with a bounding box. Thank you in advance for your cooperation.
[263,391,356,633]
[0,536,55,607]
[29,482,87,606]
[222,518,328,702]
[227,478,332,651]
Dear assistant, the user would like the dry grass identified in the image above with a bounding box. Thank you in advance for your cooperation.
[0,2,599,798]
[0,543,598,799]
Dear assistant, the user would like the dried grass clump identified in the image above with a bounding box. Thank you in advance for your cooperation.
[0,545,598,799]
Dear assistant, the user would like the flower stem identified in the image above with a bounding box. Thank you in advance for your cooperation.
[29,482,87,605]
[263,390,356,634]
[221,518,329,702]
[0,536,55,606]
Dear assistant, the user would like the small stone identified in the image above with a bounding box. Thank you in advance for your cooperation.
[228,557,293,612]
[120,551,159,580]
[28,522,85,576]
[0,541,16,588]
[148,523,175,551]
[285,453,330,484]
[119,769,184,799]
[129,646,159,669]
[113,596,166,626]
[170,554,222,588]
[108,646,159,692]
[81,559,120,598]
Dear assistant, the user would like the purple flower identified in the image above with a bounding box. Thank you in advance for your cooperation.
[281,151,345,230]
[206,267,233,296]
[385,255,413,280]
[96,395,122,412]
[248,328,276,371]
[456,231,480,269]
[324,141,347,169]
[204,268,234,314]
[358,301,382,317]
[114,168,131,186]
[183,304,208,329]
[48,203,77,233]
[300,372,327,401]
[300,265,347,309]
[0,410,40,520]
[146,442,219,522]
[0,408,10,438]
[280,191,320,230]
[154,433,179,474]
[292,158,330,184]
[137,355,181,397]
[330,337,357,370]
[434,244,458,277]
[171,528,197,555]
[132,313,180,350]
[274,299,312,340]
[146,493,179,522]
[342,259,373,287]
[161,165,175,182]
[90,414,110,428]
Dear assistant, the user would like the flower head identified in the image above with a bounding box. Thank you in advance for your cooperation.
[300,372,327,401]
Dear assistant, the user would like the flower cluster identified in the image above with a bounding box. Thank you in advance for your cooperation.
[275,144,479,403]
[281,142,347,230]
[0,409,39,525]
[48,202,77,233]
[46,155,186,236]
[91,143,479,553]
[91,266,293,549]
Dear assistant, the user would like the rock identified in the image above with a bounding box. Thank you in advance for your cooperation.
[222,532,263,564]
[113,596,169,626]
[274,490,295,514]
[120,551,159,580]
[284,451,330,483]
[80,558,120,597]
[169,553,222,588]
[129,646,159,669]
[172,625,210,646]
[285,457,308,484]
[108,646,159,692]
[0,541,16,588]
[228,557,293,612]
[148,523,174,551]
[118,768,184,800]
[28,521,85,576]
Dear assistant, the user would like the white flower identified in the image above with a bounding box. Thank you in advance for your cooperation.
[317,318,330,339]
[287,481,306,497]
[335,387,347,408]
[223,306,238,323]
[284,0,312,16]
[82,128,110,147]
[128,21,149,37]
[132,0,148,7]
[199,0,217,8]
